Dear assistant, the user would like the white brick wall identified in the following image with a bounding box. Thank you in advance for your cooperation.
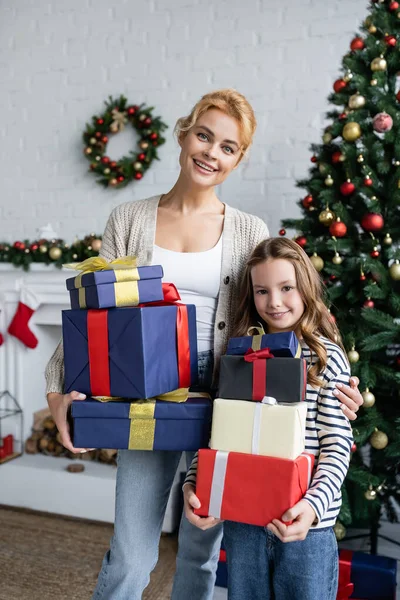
[0,0,366,242]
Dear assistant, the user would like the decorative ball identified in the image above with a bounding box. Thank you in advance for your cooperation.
[310,253,324,271]
[364,298,375,308]
[127,106,136,116]
[365,488,377,501]
[109,178,118,187]
[139,141,149,150]
[389,1,399,10]
[91,239,102,252]
[279,229,286,236]
[348,348,360,363]
[389,260,400,280]
[311,155,318,163]
[351,442,357,453]
[350,37,365,51]
[319,208,335,226]
[333,79,347,93]
[360,271,366,281]
[150,132,158,141]
[384,34,397,47]
[343,71,353,82]
[342,122,362,142]
[138,153,146,161]
[134,172,143,180]
[101,156,110,164]
[39,244,48,254]
[103,168,110,175]
[102,136,108,144]
[396,91,400,103]
[89,137,96,145]
[373,112,393,133]
[49,246,62,260]
[364,177,373,187]
[133,162,143,170]
[332,151,343,164]
[357,154,364,163]
[84,147,93,155]
[338,112,347,120]
[329,219,347,237]
[361,213,384,232]
[325,174,334,186]
[371,56,387,72]
[334,522,346,541]
[370,78,378,86]
[340,180,355,195]
[368,25,377,34]
[30,243,38,252]
[348,93,366,109]
[302,194,313,208]
[370,247,380,258]
[323,132,333,144]
[362,388,376,408]
[295,236,307,248]
[370,430,388,450]
[383,233,393,245]
[332,252,343,265]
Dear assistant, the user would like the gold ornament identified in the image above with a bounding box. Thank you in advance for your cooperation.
[133,162,143,170]
[348,347,360,363]
[395,161,400,167]
[357,154,364,163]
[389,260,400,280]
[332,252,343,265]
[324,174,334,186]
[24,248,30,254]
[318,163,328,174]
[310,253,324,272]
[370,79,378,86]
[72,253,78,260]
[333,521,346,541]
[371,56,387,72]
[365,487,377,501]
[343,122,362,142]
[95,155,101,161]
[91,239,102,252]
[109,178,118,187]
[349,93,366,109]
[49,246,62,260]
[39,244,48,254]
[368,25,377,34]
[319,208,335,226]
[370,429,388,450]
[383,233,393,246]
[84,147,93,155]
[103,168,110,175]
[140,141,149,150]
[323,132,333,144]
[139,114,147,121]
[362,388,376,408]
[343,71,353,82]
[89,137,97,145]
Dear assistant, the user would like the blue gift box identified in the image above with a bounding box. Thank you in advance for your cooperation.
[68,278,163,309]
[62,305,198,398]
[71,396,212,451]
[226,331,302,358]
[66,264,163,290]
[339,549,397,599]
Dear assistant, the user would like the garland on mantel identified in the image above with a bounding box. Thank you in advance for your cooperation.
[0,234,102,271]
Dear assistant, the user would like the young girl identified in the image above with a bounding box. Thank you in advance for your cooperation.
[184,237,353,600]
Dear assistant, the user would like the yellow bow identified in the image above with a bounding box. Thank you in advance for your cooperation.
[111,108,128,132]
[63,256,138,273]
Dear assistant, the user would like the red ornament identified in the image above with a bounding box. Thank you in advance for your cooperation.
[90,163,97,171]
[329,219,347,237]
[95,132,102,139]
[117,176,124,183]
[30,243,39,251]
[332,151,342,164]
[338,112,347,120]
[361,213,384,232]
[333,79,347,93]
[364,299,375,308]
[302,194,313,208]
[144,117,152,126]
[373,112,393,133]
[138,153,146,161]
[360,273,366,281]
[384,34,397,47]
[127,106,136,115]
[102,136,108,144]
[311,155,318,163]
[279,229,286,236]
[340,180,355,196]
[370,249,380,258]
[101,156,110,164]
[364,177,373,187]
[295,236,307,248]
[13,241,21,249]
[330,275,337,281]
[97,118,104,125]
[110,161,117,169]
[351,443,357,453]
[134,172,143,180]
[350,37,365,51]
[150,133,158,141]
[397,91,400,102]
[389,1,399,10]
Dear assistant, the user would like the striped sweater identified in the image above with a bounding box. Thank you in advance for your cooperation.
[185,336,353,529]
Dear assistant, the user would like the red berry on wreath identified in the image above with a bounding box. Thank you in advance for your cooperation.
[364,177,373,187]
[144,117,152,126]
[101,156,110,164]
[95,132,102,139]
[150,133,158,141]
[127,107,136,115]
[389,1,399,10]
[364,299,375,308]
[340,180,355,196]
[102,136,108,144]
[329,219,347,237]
[135,172,143,180]
[333,79,347,93]
[13,241,21,249]
[97,118,104,125]
[361,213,384,232]
[295,236,307,248]
[279,229,286,236]
[117,176,124,183]
[138,153,145,161]
[350,37,364,51]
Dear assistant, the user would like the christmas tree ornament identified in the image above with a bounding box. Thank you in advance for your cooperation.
[370,78,378,86]
[373,112,393,133]
[371,56,387,72]
[368,24,377,33]
[39,244,48,254]
[333,79,347,93]
[109,178,118,187]
[322,132,333,144]
[133,162,143,171]
[325,174,334,186]
[311,155,318,163]
[370,429,388,450]
[361,213,384,232]
[365,487,377,501]
[348,93,366,109]
[332,252,343,265]
[140,141,149,150]
[134,172,143,180]
[333,521,346,541]
[338,112,347,120]
[343,70,353,82]
[84,147,93,155]
[364,176,373,186]
[295,236,307,248]
[101,156,110,164]
[279,228,286,236]
[357,154,364,163]
[350,37,365,51]
[360,270,366,281]
[329,218,347,237]
[302,194,313,208]
[319,163,328,174]
[348,347,360,363]
[370,247,380,258]
[319,208,335,226]
[49,247,62,260]
[343,122,362,141]
[310,253,324,271]
[340,180,355,195]
[103,168,110,175]
[384,34,396,47]
[363,298,375,308]
[329,274,337,281]
[389,1,399,10]
[389,260,400,280]
[362,388,376,408]
[383,232,393,245]
[89,137,96,145]
[351,442,357,452]
[331,151,343,164]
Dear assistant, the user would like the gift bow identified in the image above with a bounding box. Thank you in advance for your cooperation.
[243,347,274,401]
[63,256,138,273]
[111,108,128,131]
[244,347,275,362]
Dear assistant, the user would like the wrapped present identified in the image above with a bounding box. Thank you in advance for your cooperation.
[227,330,302,358]
[71,394,212,451]
[63,284,198,398]
[337,549,397,600]
[210,398,307,460]
[216,548,228,588]
[219,350,307,402]
[194,449,314,526]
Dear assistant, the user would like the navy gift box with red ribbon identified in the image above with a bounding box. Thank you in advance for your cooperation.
[227,331,302,358]
[63,284,198,399]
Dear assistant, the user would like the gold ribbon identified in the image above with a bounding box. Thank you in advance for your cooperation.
[63,256,140,289]
[113,281,139,306]
[246,325,301,357]
[78,287,87,309]
[129,400,156,450]
[94,389,211,404]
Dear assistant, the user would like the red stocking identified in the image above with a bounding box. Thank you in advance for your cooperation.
[8,287,40,349]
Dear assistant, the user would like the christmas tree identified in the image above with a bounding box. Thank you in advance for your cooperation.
[282,0,400,546]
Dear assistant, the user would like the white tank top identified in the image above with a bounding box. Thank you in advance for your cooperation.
[152,237,223,352]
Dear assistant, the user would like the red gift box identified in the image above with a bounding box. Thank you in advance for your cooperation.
[194,449,314,526]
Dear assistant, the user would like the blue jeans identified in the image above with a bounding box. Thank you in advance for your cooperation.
[223,522,338,600]
[92,350,223,600]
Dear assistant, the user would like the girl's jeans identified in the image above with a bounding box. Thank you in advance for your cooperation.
[92,350,223,600]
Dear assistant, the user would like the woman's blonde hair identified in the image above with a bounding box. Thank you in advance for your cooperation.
[233,237,346,388]
[174,89,256,161]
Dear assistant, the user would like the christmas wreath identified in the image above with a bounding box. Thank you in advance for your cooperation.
[83,95,168,188]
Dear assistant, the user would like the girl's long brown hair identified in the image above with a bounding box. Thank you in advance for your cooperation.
[233,238,346,387]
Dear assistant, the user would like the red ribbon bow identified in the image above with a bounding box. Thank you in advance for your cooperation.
[337,550,354,600]
[243,347,274,401]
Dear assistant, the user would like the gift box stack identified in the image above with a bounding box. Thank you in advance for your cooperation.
[195,330,314,527]
[62,257,212,452]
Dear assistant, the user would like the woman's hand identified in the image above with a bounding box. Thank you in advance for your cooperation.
[183,483,222,531]
[267,499,316,543]
[334,376,363,421]
[47,391,90,453]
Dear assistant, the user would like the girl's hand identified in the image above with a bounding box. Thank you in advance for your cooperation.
[334,376,363,421]
[47,391,91,453]
[183,484,222,531]
[267,499,316,543]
